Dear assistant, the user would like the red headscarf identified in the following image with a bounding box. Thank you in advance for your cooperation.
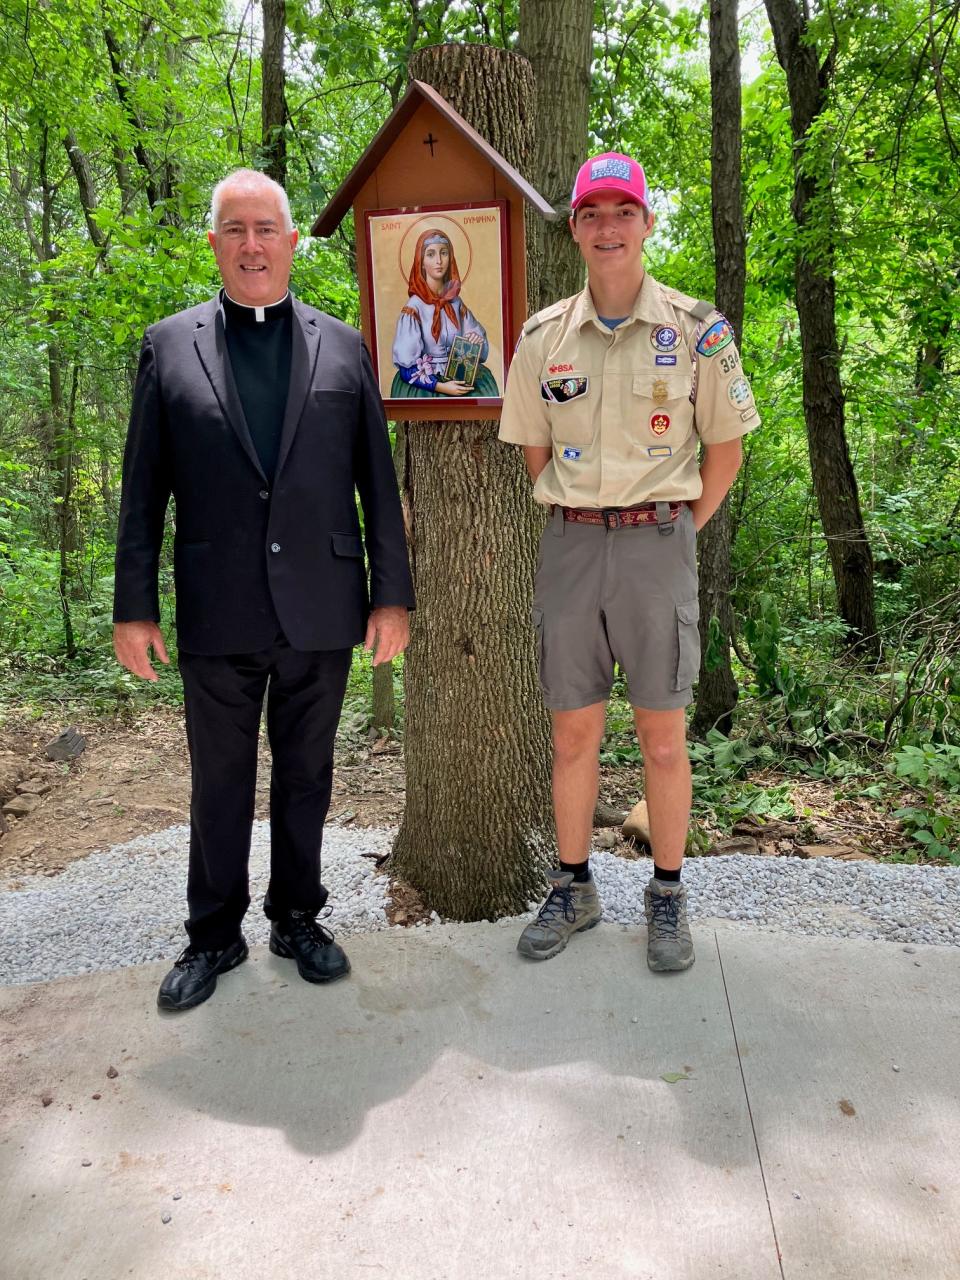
[406,230,463,344]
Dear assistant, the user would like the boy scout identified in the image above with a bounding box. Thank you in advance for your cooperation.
[499,152,759,972]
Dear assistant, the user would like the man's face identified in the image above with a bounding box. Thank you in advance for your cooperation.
[569,196,654,275]
[207,185,298,307]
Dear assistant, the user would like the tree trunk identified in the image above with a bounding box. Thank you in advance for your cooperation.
[261,0,287,188]
[370,662,394,731]
[391,43,553,920]
[765,0,878,654]
[370,427,408,732]
[693,0,744,736]
[518,0,592,309]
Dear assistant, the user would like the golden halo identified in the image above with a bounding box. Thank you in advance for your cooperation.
[398,215,473,286]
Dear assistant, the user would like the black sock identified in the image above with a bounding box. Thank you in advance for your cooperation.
[560,858,591,883]
[653,863,681,883]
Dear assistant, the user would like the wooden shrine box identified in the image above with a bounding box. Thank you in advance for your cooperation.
[311,79,555,421]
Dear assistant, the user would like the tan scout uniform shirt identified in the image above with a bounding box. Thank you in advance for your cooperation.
[499,273,760,508]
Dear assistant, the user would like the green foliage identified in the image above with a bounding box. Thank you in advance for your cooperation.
[889,743,960,862]
[0,0,958,881]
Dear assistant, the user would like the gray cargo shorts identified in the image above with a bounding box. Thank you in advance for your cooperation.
[532,504,700,712]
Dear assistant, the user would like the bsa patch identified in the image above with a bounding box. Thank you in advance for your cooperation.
[655,354,677,366]
[727,376,752,408]
[541,375,589,403]
[648,445,673,458]
[651,325,681,352]
[696,319,733,357]
[650,412,671,436]
[561,446,582,461]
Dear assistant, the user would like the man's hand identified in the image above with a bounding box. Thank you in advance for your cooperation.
[113,621,170,682]
[363,606,410,666]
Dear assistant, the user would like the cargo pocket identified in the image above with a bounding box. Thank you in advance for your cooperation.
[673,599,701,691]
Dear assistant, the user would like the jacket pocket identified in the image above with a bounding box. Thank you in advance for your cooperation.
[331,532,364,558]
[673,599,701,691]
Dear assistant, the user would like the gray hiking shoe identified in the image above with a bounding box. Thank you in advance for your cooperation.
[644,878,695,972]
[517,870,602,961]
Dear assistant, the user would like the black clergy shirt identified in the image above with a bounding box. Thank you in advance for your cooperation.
[221,290,293,483]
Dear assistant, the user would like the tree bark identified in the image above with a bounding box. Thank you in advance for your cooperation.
[391,43,553,920]
[261,0,287,187]
[765,0,878,653]
[370,427,408,732]
[693,0,744,736]
[518,0,592,309]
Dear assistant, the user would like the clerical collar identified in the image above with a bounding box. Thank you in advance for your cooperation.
[220,289,292,325]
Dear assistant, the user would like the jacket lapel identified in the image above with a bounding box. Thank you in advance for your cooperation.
[275,299,321,478]
[193,299,267,482]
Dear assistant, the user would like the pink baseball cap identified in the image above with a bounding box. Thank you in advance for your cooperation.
[571,152,648,212]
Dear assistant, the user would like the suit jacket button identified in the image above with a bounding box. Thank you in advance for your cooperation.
[270,542,281,553]
[259,489,270,500]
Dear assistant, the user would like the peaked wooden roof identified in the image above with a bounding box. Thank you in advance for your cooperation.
[310,79,556,237]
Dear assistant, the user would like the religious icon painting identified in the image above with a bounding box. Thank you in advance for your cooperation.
[365,202,510,412]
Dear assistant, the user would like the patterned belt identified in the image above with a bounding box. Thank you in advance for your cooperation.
[561,503,683,529]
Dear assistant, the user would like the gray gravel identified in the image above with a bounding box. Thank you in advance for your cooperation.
[1,825,958,986]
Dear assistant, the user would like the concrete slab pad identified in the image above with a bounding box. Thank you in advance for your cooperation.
[716,929,960,1278]
[1,922,778,1280]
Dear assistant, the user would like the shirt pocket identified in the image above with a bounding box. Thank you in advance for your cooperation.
[631,373,694,446]
[544,386,594,446]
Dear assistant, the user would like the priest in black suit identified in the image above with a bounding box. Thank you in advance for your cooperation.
[113,169,414,1011]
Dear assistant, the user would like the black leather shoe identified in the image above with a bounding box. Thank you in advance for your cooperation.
[157,937,248,1011]
[269,911,350,983]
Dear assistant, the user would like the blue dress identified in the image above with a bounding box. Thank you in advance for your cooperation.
[391,294,498,398]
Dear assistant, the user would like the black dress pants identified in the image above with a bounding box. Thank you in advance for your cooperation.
[178,636,353,950]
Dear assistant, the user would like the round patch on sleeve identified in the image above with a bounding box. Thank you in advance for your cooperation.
[727,376,753,407]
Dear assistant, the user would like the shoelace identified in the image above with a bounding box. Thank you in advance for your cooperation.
[287,912,336,948]
[649,892,680,935]
[535,883,577,927]
[173,945,219,970]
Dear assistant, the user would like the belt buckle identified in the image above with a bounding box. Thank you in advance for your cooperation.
[602,508,620,530]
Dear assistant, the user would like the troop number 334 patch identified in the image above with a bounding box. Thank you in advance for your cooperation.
[541,376,589,403]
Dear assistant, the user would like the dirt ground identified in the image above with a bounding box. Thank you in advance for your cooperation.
[0,707,914,903]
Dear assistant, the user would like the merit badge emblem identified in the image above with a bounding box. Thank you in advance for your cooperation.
[652,378,669,404]
[651,325,681,352]
[695,319,733,357]
[648,445,673,458]
[655,354,677,366]
[727,376,752,407]
[561,446,582,461]
[541,376,589,403]
[650,412,671,436]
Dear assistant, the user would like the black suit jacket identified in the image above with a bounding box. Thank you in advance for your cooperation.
[114,294,414,655]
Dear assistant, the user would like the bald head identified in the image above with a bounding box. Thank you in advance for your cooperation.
[211,169,293,234]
